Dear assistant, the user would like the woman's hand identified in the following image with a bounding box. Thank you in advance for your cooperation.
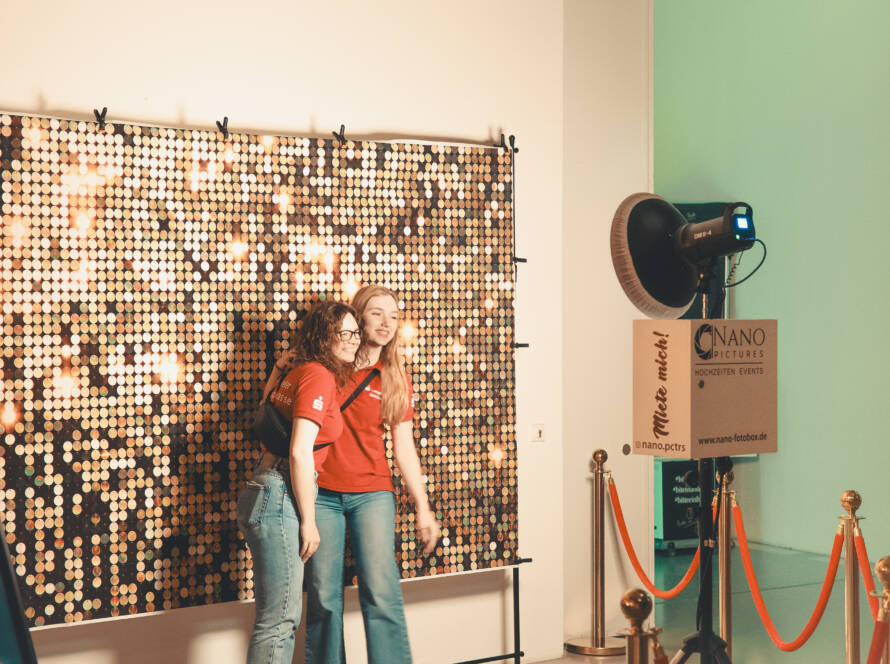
[262,349,301,399]
[392,421,440,554]
[276,349,299,372]
[416,507,440,554]
[300,520,320,562]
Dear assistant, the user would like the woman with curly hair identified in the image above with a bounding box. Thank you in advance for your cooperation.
[236,300,361,664]
[305,285,440,664]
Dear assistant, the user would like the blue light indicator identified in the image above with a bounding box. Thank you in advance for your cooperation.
[736,216,749,230]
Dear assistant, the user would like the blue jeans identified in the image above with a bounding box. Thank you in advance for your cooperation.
[305,489,412,664]
[237,468,303,664]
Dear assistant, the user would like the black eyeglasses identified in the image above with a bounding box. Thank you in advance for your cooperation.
[336,329,361,342]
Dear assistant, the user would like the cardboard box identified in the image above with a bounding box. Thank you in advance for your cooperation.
[632,319,777,459]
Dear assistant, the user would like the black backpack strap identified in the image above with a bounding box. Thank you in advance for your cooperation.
[340,368,380,412]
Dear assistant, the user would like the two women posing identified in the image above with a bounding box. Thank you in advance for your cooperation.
[236,285,440,664]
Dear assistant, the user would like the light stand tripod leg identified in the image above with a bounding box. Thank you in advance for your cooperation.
[669,639,696,664]
[715,648,733,664]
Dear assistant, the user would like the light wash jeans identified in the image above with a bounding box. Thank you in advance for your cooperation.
[305,489,412,664]
[237,467,303,664]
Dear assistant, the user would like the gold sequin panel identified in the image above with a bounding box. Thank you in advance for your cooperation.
[0,114,517,626]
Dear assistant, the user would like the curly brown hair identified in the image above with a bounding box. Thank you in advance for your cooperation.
[292,300,357,387]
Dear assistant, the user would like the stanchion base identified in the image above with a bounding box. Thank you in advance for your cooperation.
[564,637,626,656]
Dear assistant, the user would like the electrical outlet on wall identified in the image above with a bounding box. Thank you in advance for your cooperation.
[531,423,545,442]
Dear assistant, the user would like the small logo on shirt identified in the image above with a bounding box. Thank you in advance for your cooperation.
[273,380,294,407]
[312,395,324,411]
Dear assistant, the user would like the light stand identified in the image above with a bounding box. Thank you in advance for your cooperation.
[671,266,732,664]
[671,458,730,664]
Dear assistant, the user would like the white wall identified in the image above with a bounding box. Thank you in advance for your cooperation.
[562,0,654,641]
[1,0,653,661]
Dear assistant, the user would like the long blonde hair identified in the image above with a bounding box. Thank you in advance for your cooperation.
[351,285,409,426]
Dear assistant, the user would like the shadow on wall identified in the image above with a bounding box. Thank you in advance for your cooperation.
[21,103,508,152]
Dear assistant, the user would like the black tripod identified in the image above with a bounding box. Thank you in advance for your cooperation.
[671,456,733,664]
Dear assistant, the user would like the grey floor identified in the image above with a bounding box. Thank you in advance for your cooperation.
[538,541,877,663]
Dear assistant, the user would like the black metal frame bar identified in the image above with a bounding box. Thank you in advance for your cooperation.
[452,558,532,664]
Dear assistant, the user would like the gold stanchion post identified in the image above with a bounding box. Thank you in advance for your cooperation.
[841,490,862,664]
[565,449,626,656]
[876,558,890,664]
[717,470,734,658]
[619,589,661,664]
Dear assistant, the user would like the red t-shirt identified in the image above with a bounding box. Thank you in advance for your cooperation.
[316,362,415,493]
[268,361,343,467]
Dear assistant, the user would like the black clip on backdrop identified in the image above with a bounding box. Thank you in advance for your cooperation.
[93,107,108,127]
[216,116,229,139]
[332,124,346,146]
[496,133,519,154]
[453,557,533,664]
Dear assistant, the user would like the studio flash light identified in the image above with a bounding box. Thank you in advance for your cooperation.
[610,193,756,319]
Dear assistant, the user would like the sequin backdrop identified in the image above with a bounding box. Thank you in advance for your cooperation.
[0,114,517,626]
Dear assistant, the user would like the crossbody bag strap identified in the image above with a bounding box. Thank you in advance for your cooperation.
[340,368,380,412]
[313,369,380,453]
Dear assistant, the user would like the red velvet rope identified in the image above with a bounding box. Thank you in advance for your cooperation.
[608,479,700,599]
[733,504,843,651]
[867,619,889,664]
[855,532,880,621]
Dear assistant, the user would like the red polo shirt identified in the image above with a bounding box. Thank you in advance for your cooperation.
[269,361,343,467]
[316,363,415,492]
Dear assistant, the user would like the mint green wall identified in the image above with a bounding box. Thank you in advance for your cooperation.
[655,1,890,554]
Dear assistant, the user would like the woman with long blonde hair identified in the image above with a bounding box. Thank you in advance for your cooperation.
[305,285,440,664]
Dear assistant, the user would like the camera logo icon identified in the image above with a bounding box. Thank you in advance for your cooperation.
[694,323,714,360]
